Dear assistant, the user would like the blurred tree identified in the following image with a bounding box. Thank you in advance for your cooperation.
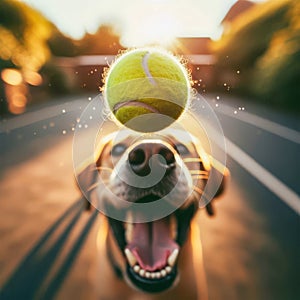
[48,28,78,57]
[213,0,290,89]
[0,0,52,73]
[253,0,300,110]
[78,24,124,55]
[214,0,299,111]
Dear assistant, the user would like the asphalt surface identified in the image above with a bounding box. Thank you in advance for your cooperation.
[0,94,299,300]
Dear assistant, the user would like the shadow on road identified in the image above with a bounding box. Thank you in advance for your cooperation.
[0,198,98,300]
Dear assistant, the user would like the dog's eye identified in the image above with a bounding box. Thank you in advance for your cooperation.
[174,143,189,155]
[111,144,126,156]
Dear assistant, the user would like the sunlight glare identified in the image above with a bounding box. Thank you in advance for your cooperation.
[121,12,178,47]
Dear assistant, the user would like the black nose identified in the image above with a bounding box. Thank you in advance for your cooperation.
[128,143,175,176]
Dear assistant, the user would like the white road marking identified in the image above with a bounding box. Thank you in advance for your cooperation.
[218,135,300,215]
[0,99,84,133]
[216,103,300,144]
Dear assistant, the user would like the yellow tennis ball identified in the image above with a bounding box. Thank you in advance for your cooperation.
[103,48,190,132]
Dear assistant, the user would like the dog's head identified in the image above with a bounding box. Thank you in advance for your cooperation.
[77,128,228,293]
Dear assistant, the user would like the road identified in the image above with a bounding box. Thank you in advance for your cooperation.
[0,94,299,300]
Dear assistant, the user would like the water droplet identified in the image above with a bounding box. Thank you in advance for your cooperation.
[89,116,93,120]
[78,124,82,128]
[62,109,66,114]
[62,130,66,135]
[242,107,245,111]
[215,103,219,107]
[224,83,227,86]
[33,132,37,135]
[49,122,55,127]
[234,110,237,114]
[88,97,92,101]
[93,107,96,110]
[76,118,80,123]
[216,96,220,100]
[71,127,75,131]
[84,124,88,128]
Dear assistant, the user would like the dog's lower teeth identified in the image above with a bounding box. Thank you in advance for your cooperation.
[132,264,173,279]
[133,265,140,273]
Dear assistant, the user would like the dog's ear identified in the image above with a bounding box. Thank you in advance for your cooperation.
[75,133,114,210]
[208,155,230,199]
[205,156,230,216]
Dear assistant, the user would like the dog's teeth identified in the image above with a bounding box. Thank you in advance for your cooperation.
[161,269,167,277]
[168,249,179,267]
[165,266,172,274]
[145,272,151,278]
[139,269,145,277]
[150,272,156,279]
[124,249,137,267]
[133,265,140,273]
[170,215,177,240]
[155,272,161,279]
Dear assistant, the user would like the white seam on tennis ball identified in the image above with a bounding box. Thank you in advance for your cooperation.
[113,100,160,113]
[142,52,156,85]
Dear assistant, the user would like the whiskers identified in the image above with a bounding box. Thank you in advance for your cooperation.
[183,158,202,163]
[190,169,209,180]
[95,166,113,173]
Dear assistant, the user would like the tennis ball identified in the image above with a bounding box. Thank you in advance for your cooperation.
[103,48,190,132]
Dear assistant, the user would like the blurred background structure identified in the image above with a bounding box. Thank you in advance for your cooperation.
[0,0,299,116]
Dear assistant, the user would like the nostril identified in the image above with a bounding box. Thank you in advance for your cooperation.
[158,147,175,166]
[128,148,145,166]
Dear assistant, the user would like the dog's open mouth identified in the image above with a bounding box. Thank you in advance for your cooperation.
[125,216,179,292]
[107,192,196,293]
[121,195,180,293]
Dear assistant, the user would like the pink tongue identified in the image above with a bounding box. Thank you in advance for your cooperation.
[127,219,179,271]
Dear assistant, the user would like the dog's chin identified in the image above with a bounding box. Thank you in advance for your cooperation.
[108,195,197,294]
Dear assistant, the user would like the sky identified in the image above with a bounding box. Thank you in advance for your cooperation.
[21,0,265,46]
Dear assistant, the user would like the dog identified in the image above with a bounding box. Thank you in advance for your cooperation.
[76,127,229,299]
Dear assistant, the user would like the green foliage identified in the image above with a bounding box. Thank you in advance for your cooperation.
[48,28,78,57]
[214,0,290,69]
[214,0,300,111]
[0,0,52,72]
[0,0,26,40]
[253,0,300,110]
